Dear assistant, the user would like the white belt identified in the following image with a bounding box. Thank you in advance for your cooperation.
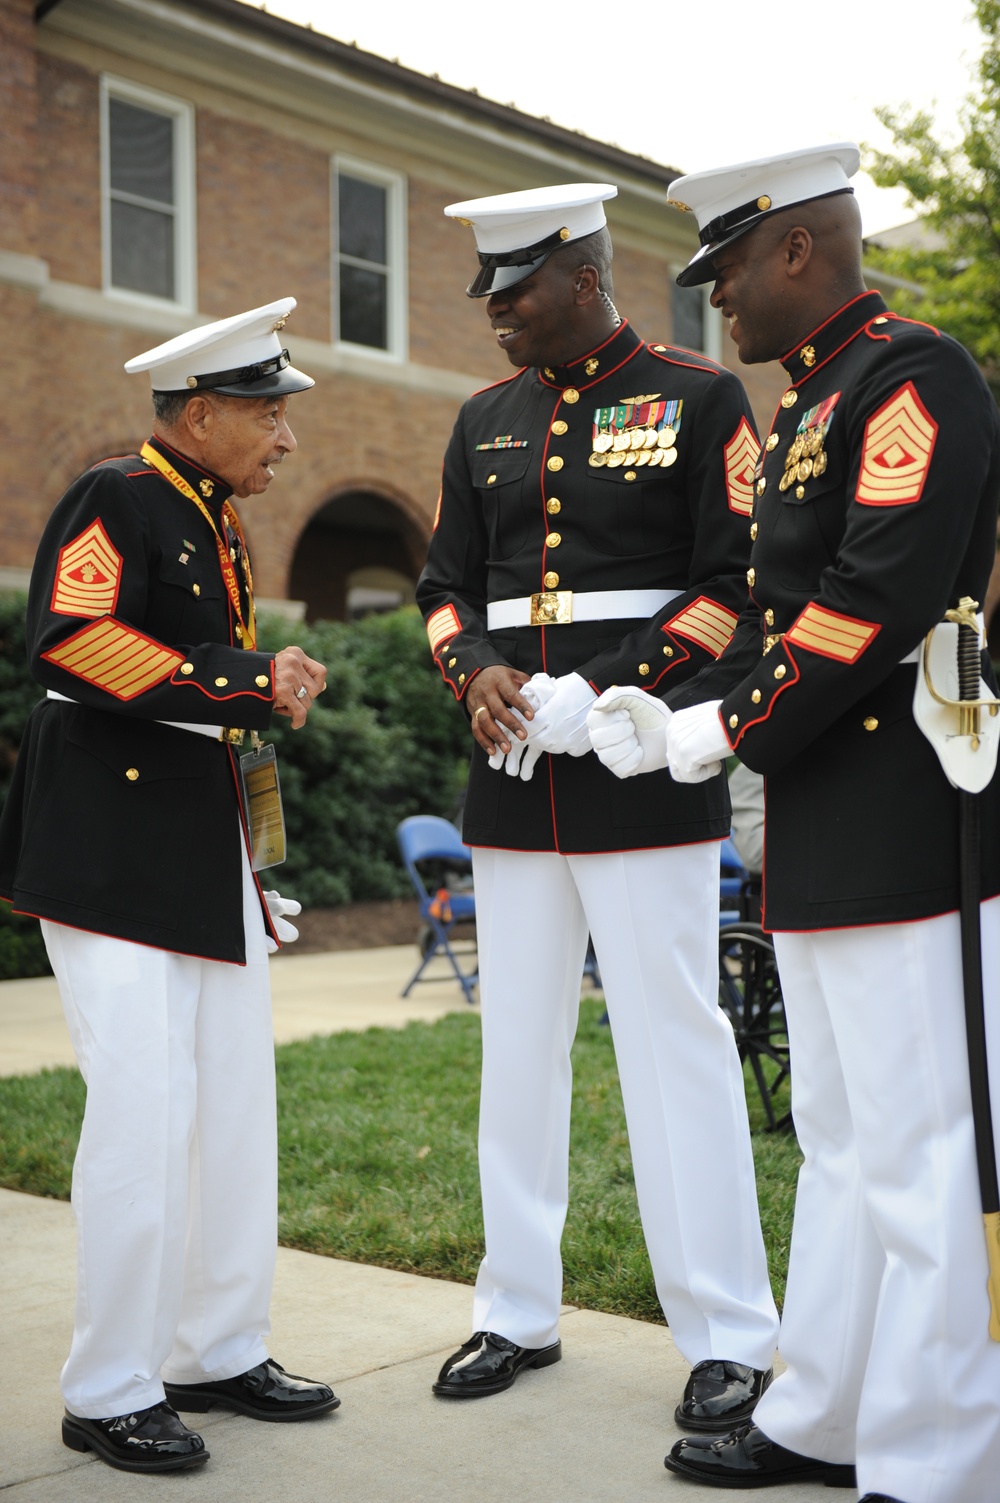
[46,690,242,742]
[487,588,680,630]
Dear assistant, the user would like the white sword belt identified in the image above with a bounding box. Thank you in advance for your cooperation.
[46,690,246,744]
[487,588,681,630]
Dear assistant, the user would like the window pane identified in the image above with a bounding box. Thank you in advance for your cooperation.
[340,263,387,348]
[671,284,705,351]
[110,200,175,299]
[109,97,174,205]
[339,175,387,264]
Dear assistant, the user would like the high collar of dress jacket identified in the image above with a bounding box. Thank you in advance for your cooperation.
[144,433,234,513]
[536,319,643,394]
[778,289,891,388]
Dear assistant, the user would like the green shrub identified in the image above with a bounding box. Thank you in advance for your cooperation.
[253,607,469,907]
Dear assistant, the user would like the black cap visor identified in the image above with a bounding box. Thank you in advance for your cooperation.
[467,252,553,298]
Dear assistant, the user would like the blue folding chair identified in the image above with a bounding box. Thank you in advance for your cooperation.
[396,815,478,1005]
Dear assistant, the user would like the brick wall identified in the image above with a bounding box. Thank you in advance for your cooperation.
[0,0,39,258]
[2,8,785,609]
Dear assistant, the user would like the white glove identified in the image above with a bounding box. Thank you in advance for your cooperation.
[665,701,729,783]
[502,676,595,781]
[487,673,559,779]
[263,889,302,953]
[588,688,673,778]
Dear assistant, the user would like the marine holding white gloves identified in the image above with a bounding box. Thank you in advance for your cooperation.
[492,672,597,780]
[586,691,729,784]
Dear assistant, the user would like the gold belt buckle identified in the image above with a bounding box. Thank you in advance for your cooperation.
[530,590,573,625]
[221,726,246,746]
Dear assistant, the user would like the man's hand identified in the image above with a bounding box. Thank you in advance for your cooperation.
[465,665,534,756]
[273,646,328,729]
[588,688,672,778]
[665,701,728,783]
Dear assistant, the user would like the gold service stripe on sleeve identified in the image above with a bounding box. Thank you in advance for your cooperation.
[665,597,738,658]
[427,604,461,652]
[785,603,880,663]
[43,618,184,699]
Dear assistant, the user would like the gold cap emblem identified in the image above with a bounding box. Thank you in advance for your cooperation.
[665,198,692,213]
[186,376,198,388]
[757,195,772,212]
[559,227,571,241]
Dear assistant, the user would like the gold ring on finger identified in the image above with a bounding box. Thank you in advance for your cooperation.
[474,705,489,719]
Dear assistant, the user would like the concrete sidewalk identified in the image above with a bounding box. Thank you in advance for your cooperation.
[0,944,828,1502]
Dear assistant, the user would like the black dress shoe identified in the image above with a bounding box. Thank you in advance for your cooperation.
[62,1402,208,1473]
[665,1422,857,1488]
[163,1359,340,1422]
[675,1360,773,1430]
[432,1330,562,1397]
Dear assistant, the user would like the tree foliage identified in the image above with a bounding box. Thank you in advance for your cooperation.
[863,0,1000,400]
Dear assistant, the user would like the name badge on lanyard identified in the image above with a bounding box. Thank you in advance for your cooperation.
[239,739,287,870]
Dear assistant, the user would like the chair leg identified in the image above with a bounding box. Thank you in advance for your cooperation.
[400,919,478,1004]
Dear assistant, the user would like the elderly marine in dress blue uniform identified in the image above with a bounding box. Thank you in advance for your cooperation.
[0,303,339,1474]
[588,145,1000,1503]
[417,183,780,1421]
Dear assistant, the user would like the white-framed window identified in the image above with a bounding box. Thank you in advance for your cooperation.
[671,281,723,362]
[100,75,196,310]
[332,156,407,357]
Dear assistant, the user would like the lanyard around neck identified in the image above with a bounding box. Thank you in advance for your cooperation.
[141,442,256,649]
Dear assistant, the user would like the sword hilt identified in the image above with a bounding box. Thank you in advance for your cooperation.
[925,597,1000,750]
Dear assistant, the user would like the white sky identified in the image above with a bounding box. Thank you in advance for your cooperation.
[249,0,985,235]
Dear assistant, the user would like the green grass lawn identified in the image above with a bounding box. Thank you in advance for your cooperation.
[0,997,800,1321]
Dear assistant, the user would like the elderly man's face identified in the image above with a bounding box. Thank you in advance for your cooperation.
[201,395,297,497]
[485,257,585,370]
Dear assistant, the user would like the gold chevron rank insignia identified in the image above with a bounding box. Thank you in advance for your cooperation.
[856,382,937,506]
[50,520,123,618]
[785,603,880,663]
[42,618,184,699]
[426,604,461,653]
[665,597,738,658]
[723,418,759,516]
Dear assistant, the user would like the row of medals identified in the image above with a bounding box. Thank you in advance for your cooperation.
[589,425,679,469]
[779,424,828,491]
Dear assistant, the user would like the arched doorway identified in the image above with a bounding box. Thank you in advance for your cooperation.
[288,489,428,623]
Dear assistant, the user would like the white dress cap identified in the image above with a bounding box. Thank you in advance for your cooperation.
[668,143,861,286]
[444,182,618,297]
[124,297,315,395]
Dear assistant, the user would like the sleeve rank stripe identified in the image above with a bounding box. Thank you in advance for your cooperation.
[42,619,183,699]
[723,417,760,517]
[665,597,738,658]
[51,519,123,618]
[427,604,461,652]
[856,382,938,506]
[785,603,880,663]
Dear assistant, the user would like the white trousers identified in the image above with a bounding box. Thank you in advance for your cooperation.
[755,901,1000,1503]
[470,844,778,1365]
[42,845,277,1419]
